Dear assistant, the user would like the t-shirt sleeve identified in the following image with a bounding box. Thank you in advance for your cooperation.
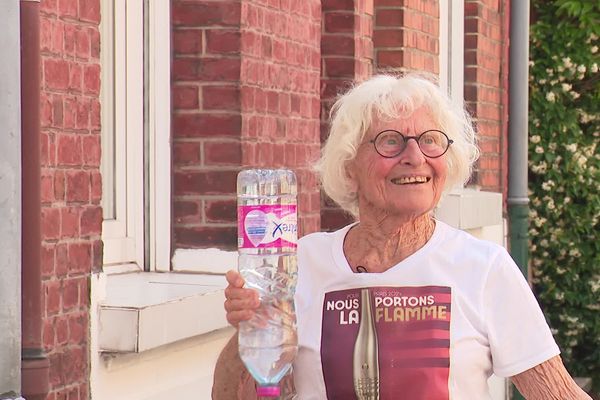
[483,248,560,377]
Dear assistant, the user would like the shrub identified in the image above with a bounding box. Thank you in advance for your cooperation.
[529,0,600,391]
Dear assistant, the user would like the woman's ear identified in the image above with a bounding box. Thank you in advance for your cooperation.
[345,162,359,193]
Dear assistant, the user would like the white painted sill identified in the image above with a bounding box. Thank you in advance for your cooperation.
[98,272,228,353]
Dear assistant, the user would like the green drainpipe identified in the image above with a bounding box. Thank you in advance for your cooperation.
[508,1,531,399]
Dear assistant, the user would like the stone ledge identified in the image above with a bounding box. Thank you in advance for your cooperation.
[98,272,227,353]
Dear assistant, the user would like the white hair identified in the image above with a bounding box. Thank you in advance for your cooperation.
[316,73,480,218]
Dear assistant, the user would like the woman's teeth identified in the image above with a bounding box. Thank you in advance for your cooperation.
[392,176,430,185]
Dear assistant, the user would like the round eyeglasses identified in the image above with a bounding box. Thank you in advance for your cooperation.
[369,129,453,158]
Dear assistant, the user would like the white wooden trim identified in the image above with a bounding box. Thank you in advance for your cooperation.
[438,0,464,105]
[172,248,238,275]
[148,0,172,272]
[125,0,145,269]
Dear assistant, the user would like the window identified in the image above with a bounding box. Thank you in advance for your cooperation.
[439,0,465,106]
[100,0,171,272]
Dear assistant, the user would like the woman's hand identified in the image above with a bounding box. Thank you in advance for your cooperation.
[223,270,260,328]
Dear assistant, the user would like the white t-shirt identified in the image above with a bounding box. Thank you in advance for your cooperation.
[293,221,559,400]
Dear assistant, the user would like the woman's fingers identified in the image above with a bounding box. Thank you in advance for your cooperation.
[224,269,260,328]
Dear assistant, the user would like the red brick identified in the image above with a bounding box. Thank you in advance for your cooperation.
[204,140,242,165]
[173,200,201,223]
[321,35,355,56]
[64,96,78,129]
[76,100,90,129]
[56,315,69,345]
[53,21,66,54]
[79,0,100,23]
[64,22,76,56]
[55,170,66,201]
[56,243,69,277]
[64,346,86,382]
[173,142,201,165]
[174,170,238,195]
[203,85,240,110]
[57,134,81,166]
[68,242,91,274]
[45,280,61,316]
[63,279,79,311]
[41,18,53,52]
[323,58,355,77]
[59,0,78,19]
[206,29,241,54]
[173,57,241,82]
[68,313,87,345]
[52,96,64,128]
[42,207,61,240]
[41,0,58,15]
[90,100,101,128]
[90,171,102,203]
[373,29,403,47]
[205,199,237,223]
[82,135,100,166]
[324,12,354,33]
[90,27,100,59]
[83,64,100,95]
[172,2,241,27]
[42,173,54,203]
[91,239,103,272]
[43,319,55,350]
[41,244,56,278]
[61,207,80,238]
[174,226,237,249]
[375,8,403,26]
[173,86,200,109]
[376,50,404,68]
[173,113,241,138]
[45,59,70,90]
[75,28,90,59]
[65,171,90,203]
[69,63,82,92]
[81,206,102,236]
[173,30,203,54]
[322,0,354,11]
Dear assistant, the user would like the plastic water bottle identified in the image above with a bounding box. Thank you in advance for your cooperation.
[237,169,298,398]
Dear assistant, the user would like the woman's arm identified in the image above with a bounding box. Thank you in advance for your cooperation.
[511,355,591,400]
[212,334,258,400]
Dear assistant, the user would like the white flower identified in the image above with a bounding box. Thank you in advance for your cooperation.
[549,142,557,151]
[565,143,577,152]
[540,239,549,247]
[577,65,586,73]
[530,135,541,143]
[547,200,556,210]
[529,60,535,67]
[592,63,598,73]
[539,79,547,84]
[546,92,556,102]
[592,46,598,54]
[562,57,573,68]
[535,146,544,154]
[562,83,572,91]
[542,182,552,191]
[564,196,571,204]
[571,91,580,99]
[569,248,581,257]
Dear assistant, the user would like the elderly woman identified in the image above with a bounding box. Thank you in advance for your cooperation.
[213,74,589,399]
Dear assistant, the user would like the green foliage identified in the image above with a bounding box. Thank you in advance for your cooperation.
[529,0,600,391]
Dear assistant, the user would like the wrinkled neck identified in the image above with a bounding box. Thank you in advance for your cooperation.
[344,213,435,273]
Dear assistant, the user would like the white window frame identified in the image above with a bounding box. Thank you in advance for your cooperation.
[100,0,171,273]
[439,0,465,106]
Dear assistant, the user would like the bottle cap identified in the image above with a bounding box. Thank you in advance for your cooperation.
[256,385,280,397]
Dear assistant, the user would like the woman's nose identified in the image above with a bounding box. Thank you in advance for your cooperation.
[398,139,425,165]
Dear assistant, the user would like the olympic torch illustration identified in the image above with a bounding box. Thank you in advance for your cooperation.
[353,288,380,400]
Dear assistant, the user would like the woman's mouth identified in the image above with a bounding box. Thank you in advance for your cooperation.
[391,176,431,185]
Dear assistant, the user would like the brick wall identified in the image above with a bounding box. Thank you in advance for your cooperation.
[320,0,373,231]
[373,0,439,74]
[464,0,510,194]
[38,0,102,398]
[172,0,322,249]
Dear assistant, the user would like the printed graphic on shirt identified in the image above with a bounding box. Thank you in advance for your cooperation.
[321,286,452,400]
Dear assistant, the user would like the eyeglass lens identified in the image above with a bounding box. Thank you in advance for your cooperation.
[374,130,450,158]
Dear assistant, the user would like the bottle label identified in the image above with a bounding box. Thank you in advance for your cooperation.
[238,205,297,249]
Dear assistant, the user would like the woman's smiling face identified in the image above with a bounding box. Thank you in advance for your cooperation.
[347,107,448,220]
